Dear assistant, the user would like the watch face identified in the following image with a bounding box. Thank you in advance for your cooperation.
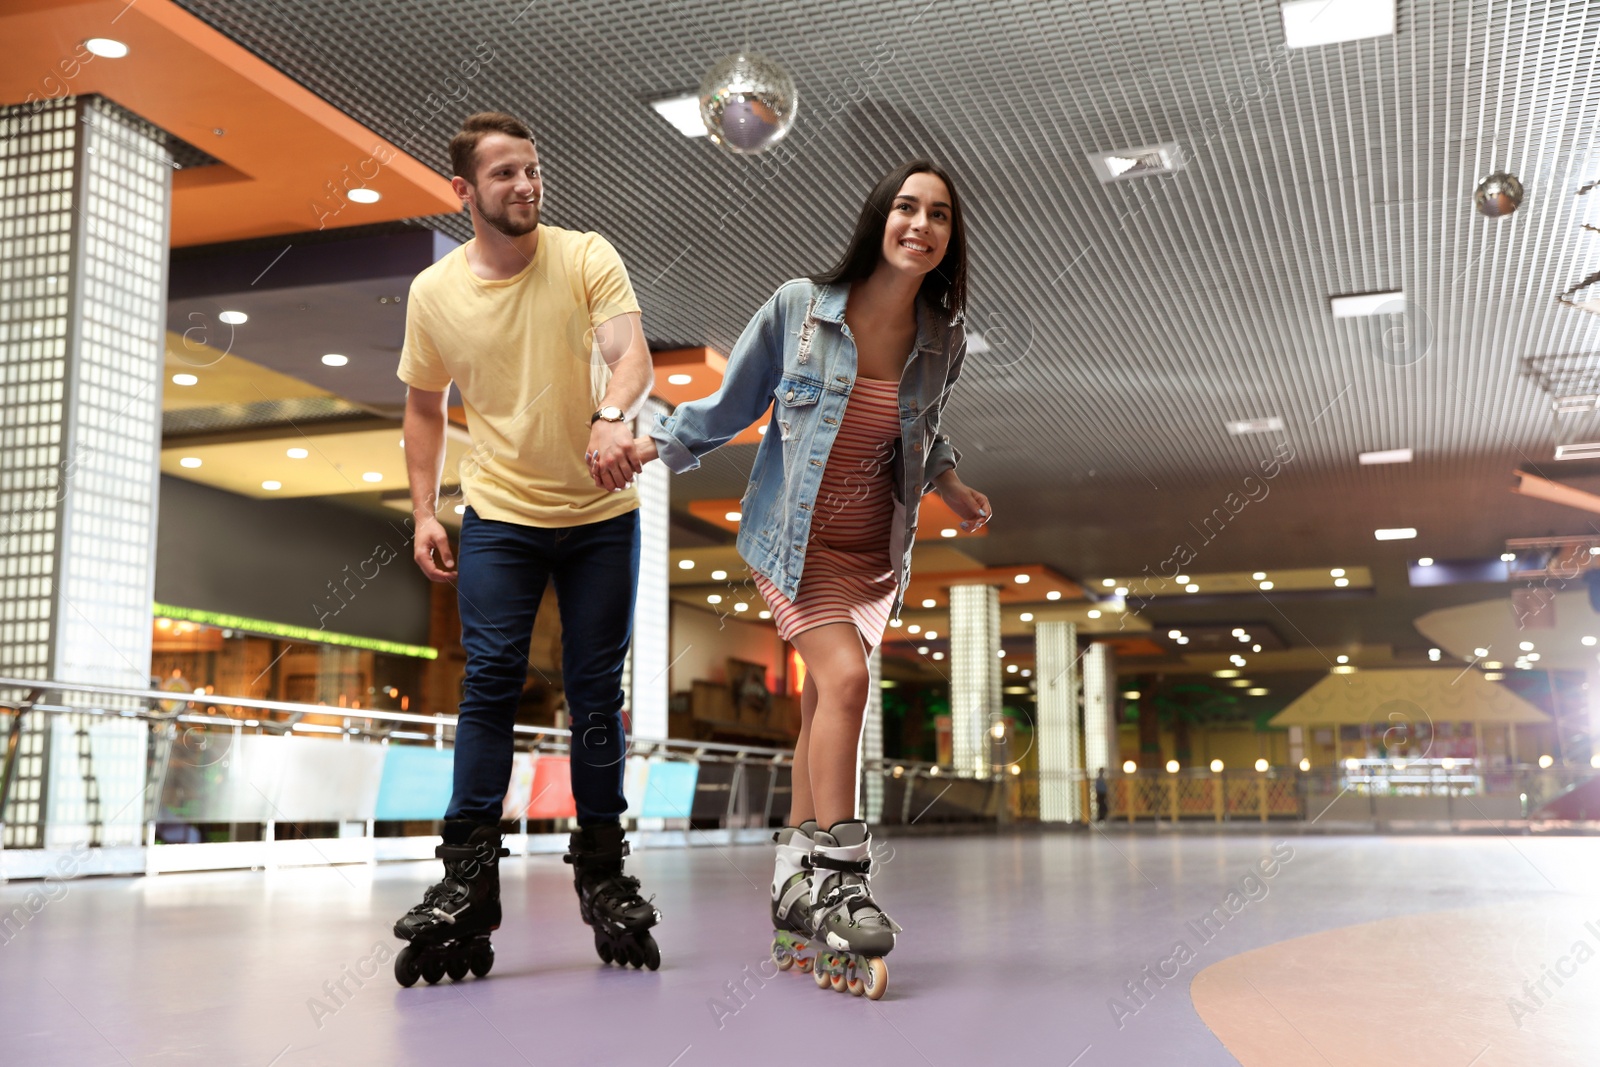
[602,406,623,420]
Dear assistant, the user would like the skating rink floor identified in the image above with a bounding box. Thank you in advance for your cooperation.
[3,829,1598,1066]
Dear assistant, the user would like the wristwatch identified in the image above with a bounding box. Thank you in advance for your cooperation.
[589,406,625,425]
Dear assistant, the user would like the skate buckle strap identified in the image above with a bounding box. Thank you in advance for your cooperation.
[810,852,870,876]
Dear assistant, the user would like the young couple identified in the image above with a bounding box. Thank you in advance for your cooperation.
[391,111,991,998]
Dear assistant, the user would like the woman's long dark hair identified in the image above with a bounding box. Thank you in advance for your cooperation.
[811,159,967,322]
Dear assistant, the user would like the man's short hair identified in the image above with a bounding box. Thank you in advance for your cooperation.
[449,112,536,184]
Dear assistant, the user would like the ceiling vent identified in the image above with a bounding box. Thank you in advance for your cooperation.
[1088,143,1184,184]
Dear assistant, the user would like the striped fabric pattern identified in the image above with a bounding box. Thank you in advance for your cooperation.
[755,378,902,649]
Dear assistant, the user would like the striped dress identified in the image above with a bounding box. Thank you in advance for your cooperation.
[754,377,901,649]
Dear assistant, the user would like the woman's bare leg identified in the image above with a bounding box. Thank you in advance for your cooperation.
[788,623,872,830]
[786,672,819,825]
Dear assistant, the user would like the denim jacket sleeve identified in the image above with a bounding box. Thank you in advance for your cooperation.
[649,291,785,473]
[922,322,967,489]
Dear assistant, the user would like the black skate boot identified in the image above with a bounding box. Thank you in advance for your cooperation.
[392,820,510,987]
[563,822,661,970]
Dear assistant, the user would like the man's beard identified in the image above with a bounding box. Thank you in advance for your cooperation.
[478,196,540,238]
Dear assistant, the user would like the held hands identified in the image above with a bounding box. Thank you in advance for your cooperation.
[934,471,992,532]
[412,513,457,583]
[585,420,643,491]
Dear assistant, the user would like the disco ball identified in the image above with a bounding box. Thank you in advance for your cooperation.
[698,52,797,155]
[1474,172,1523,218]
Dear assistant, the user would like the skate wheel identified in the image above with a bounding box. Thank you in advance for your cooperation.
[774,951,793,971]
[445,948,469,982]
[421,955,447,985]
[847,974,865,997]
[623,941,644,968]
[830,968,847,992]
[861,957,888,1001]
[796,955,813,973]
[639,934,661,972]
[595,930,615,965]
[813,961,831,989]
[394,945,422,988]
[468,941,495,978]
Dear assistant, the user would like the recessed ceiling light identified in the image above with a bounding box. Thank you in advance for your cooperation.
[759,610,771,619]
[1330,290,1405,318]
[1359,448,1413,465]
[932,651,945,660]
[171,373,198,386]
[711,569,727,580]
[1175,635,1190,644]
[1247,687,1269,697]
[908,625,922,635]
[757,425,768,435]
[261,480,281,491]
[454,504,466,515]
[649,94,708,138]
[1215,669,1240,678]
[1334,577,1349,587]
[1087,609,1101,618]
[1176,575,1190,584]
[1428,648,1441,661]
[322,353,349,367]
[1417,557,1434,566]
[918,645,930,655]
[724,511,741,522]
[1020,612,1034,622]
[1584,636,1597,647]
[346,188,381,204]
[889,619,902,627]
[362,472,383,482]
[1473,647,1490,656]
[1330,567,1346,577]
[1015,574,1031,584]
[667,373,693,385]
[1226,416,1285,436]
[218,310,247,325]
[734,602,748,612]
[179,457,202,468]
[84,38,129,58]
[1101,578,1115,587]
[707,594,722,604]
[1185,583,1199,593]
[1336,655,1350,664]
[1375,527,1417,540]
[1252,644,1261,652]
[926,630,939,640]
[1259,580,1274,590]
[1251,572,1266,580]
[1168,629,1183,639]
[1046,591,1062,601]
[287,447,308,459]
[678,559,695,570]
[1114,586,1128,596]
[922,598,936,608]
[1518,641,1534,651]
[1281,0,1395,49]
[1500,552,1516,562]
[941,528,958,538]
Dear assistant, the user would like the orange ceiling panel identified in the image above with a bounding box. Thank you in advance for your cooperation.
[902,563,1084,607]
[687,495,993,544]
[0,0,460,246]
[651,347,767,444]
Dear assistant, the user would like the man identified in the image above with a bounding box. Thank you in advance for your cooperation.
[389,112,660,987]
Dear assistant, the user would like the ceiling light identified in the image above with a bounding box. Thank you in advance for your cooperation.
[1428,648,1441,661]
[1229,679,1251,688]
[667,373,693,385]
[1124,690,1141,700]
[1168,629,1183,639]
[1175,636,1189,644]
[922,598,937,608]
[1210,759,1224,772]
[757,425,768,435]
[1500,552,1516,563]
[1331,664,1356,674]
[1176,575,1190,584]
[1215,669,1239,678]
[171,373,198,386]
[1282,0,1396,49]
[1114,586,1128,596]
[724,511,741,522]
[1185,583,1199,593]
[1334,577,1349,587]
[1359,448,1413,465]
[1336,654,1352,664]
[889,619,902,627]
[711,569,727,580]
[917,645,929,655]
[1417,557,1434,567]
[1015,574,1031,584]
[321,353,348,367]
[678,559,695,570]
[346,189,381,204]
[1006,663,1018,673]
[1087,609,1101,618]
[1528,652,1542,662]
[707,594,722,604]
[1020,612,1034,622]
[287,447,308,459]
[932,652,944,660]
[926,630,939,640]
[179,457,202,469]
[1331,291,1406,318]
[1259,580,1274,590]
[1101,578,1115,587]
[1254,758,1270,772]
[1252,644,1261,652]
[1473,647,1489,656]
[1584,636,1597,647]
[1519,641,1534,651]
[454,504,466,515]
[1375,528,1417,541]
[1298,758,1311,771]
[734,602,748,612]
[1231,628,1245,636]
[1046,591,1062,601]
[1483,660,1502,670]
[362,472,383,482]
[84,37,130,58]
[1591,547,1600,556]
[1247,688,1268,697]
[759,610,771,619]
[1226,416,1285,435]
[907,625,921,635]
[1330,568,1345,577]
[218,310,248,325]
[1251,572,1266,581]
[1123,760,1138,774]
[997,649,1007,658]
[649,94,708,137]
[261,480,281,491]
[941,528,958,538]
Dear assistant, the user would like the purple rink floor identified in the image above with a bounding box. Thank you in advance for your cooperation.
[2,829,1597,1067]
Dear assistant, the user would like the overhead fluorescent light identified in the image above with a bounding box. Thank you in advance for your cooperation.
[1330,290,1405,318]
[1553,395,1599,415]
[1374,527,1417,540]
[1226,416,1285,435]
[1281,0,1395,49]
[1359,447,1412,464]
[1088,143,1185,184]
[650,94,707,138]
[1555,443,1600,461]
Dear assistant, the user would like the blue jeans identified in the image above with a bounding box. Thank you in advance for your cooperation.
[447,506,639,826]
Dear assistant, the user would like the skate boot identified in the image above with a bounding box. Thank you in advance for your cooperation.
[392,820,510,987]
[808,820,898,1000]
[769,819,817,975]
[563,822,661,970]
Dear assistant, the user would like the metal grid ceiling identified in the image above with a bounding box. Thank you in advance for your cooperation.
[171,0,1600,499]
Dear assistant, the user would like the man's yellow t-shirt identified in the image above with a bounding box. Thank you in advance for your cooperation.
[398,225,641,528]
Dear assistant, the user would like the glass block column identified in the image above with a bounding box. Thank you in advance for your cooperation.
[1082,641,1117,774]
[858,645,883,821]
[949,583,1001,778]
[0,96,169,848]
[1036,620,1083,821]
[621,398,670,741]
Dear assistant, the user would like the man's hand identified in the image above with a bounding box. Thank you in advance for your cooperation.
[586,419,641,491]
[413,514,457,582]
[934,471,992,532]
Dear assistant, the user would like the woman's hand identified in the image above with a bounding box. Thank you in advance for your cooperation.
[633,436,659,465]
[934,471,991,532]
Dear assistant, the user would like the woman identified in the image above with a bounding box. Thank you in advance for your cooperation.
[630,160,990,999]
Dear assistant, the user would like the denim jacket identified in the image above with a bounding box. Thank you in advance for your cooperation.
[650,279,966,621]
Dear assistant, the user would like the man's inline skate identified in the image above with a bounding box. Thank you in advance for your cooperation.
[807,820,898,1000]
[392,820,509,987]
[564,822,661,970]
[768,820,818,975]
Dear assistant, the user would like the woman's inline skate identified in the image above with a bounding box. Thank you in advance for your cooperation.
[768,820,818,975]
[806,819,898,1000]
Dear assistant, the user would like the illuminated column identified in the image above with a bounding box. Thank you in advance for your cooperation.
[1036,620,1083,821]
[622,397,670,741]
[1588,669,1600,767]
[1082,642,1116,774]
[858,646,883,821]
[0,97,169,848]
[950,583,1001,778]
